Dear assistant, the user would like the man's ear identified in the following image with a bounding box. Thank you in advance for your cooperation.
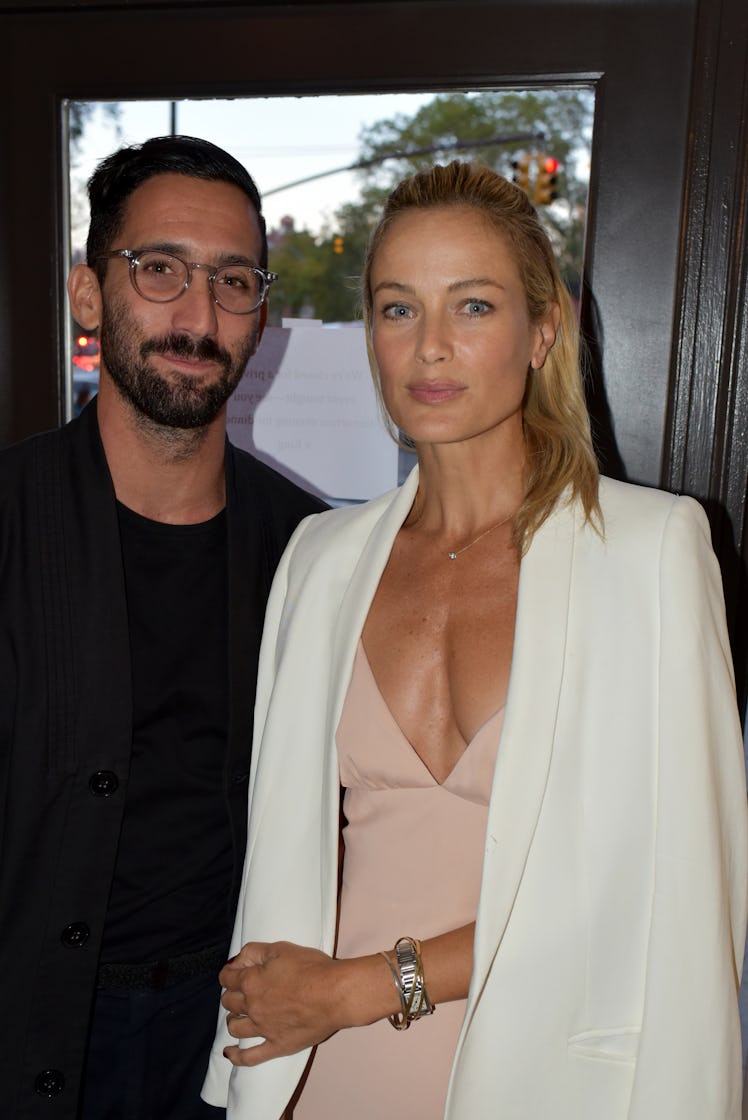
[68,264,103,332]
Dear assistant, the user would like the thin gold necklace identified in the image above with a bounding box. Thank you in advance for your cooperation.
[447,512,514,560]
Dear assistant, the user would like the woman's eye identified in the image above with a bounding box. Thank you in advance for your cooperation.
[460,299,492,317]
[382,303,413,320]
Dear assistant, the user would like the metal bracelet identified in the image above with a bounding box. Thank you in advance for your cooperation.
[393,936,435,1023]
[379,951,410,1030]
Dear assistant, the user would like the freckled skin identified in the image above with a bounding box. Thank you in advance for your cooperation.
[363,205,557,782]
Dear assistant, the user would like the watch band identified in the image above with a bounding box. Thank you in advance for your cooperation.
[394,936,434,1020]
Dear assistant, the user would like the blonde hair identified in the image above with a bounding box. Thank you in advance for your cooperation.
[362,161,601,550]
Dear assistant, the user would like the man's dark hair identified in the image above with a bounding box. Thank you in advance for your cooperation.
[86,134,268,278]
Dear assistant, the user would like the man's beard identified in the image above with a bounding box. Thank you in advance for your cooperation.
[99,298,259,429]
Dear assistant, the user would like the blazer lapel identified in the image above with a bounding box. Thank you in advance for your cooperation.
[327,468,420,726]
[467,497,577,1013]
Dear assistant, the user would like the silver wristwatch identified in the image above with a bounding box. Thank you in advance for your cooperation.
[394,937,435,1019]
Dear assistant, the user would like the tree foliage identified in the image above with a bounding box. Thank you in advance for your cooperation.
[269,88,593,324]
[357,88,591,206]
[68,101,121,153]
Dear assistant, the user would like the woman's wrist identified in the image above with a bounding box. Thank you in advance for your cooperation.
[333,952,404,1029]
[334,939,438,1031]
[380,937,435,1030]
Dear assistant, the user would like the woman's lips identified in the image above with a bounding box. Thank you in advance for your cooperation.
[407,381,466,404]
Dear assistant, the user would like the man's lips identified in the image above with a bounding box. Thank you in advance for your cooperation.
[406,381,466,404]
[154,350,221,374]
[142,334,229,373]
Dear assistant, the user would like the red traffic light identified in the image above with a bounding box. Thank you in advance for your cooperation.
[533,153,560,205]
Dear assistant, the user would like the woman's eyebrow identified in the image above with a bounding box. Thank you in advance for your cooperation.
[372,280,415,295]
[374,277,506,295]
[447,277,505,292]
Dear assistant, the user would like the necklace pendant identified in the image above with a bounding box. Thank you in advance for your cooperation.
[447,551,458,560]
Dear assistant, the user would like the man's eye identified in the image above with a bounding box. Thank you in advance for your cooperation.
[216,270,251,290]
[218,273,242,288]
[140,255,177,275]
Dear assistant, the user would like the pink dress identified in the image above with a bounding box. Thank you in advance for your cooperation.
[289,642,503,1119]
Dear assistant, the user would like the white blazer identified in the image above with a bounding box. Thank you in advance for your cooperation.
[204,473,748,1119]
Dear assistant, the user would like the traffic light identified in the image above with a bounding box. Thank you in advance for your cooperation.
[332,235,344,254]
[511,152,531,194]
[533,155,560,205]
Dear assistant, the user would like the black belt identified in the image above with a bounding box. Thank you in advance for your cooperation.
[97,943,227,991]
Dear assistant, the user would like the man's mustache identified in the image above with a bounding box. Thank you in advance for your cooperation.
[140,333,230,365]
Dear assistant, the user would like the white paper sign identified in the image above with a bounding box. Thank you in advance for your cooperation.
[227,319,398,502]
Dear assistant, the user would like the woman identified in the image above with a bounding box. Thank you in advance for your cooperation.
[203,162,748,1119]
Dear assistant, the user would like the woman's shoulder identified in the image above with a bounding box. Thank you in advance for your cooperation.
[574,478,716,588]
[282,481,406,567]
[596,475,708,539]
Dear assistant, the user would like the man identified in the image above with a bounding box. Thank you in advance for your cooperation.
[0,135,325,1119]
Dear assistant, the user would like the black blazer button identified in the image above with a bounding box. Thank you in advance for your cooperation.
[88,769,119,797]
[34,1069,65,1097]
[60,922,90,948]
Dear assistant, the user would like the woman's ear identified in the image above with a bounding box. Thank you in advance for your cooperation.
[530,302,561,370]
[67,264,103,332]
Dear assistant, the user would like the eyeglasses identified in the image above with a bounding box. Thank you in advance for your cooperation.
[97,248,278,314]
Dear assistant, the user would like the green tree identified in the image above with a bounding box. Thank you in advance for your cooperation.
[268,88,593,322]
[357,89,591,202]
[266,226,326,323]
[267,207,373,325]
[336,88,593,307]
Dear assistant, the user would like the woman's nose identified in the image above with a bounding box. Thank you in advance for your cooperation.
[415,314,452,364]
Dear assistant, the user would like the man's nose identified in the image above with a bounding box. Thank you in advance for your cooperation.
[170,266,220,337]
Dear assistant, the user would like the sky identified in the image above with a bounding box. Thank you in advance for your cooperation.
[68,92,436,252]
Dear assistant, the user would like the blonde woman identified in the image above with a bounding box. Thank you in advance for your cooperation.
[205,162,747,1119]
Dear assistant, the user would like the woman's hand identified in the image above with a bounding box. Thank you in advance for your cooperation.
[220,941,360,1067]
[219,924,476,1067]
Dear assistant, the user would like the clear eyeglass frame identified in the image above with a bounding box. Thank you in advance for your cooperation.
[96,248,278,314]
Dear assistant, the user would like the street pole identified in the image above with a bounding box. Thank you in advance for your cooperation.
[262,131,546,197]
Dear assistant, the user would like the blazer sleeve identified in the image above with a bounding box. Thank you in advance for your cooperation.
[202,511,319,1110]
[627,496,748,1119]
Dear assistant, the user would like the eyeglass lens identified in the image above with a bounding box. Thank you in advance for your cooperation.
[132,251,266,313]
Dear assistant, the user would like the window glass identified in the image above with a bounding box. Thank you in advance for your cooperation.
[66,89,593,497]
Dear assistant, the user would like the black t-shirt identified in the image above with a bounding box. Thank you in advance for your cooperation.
[101,501,231,963]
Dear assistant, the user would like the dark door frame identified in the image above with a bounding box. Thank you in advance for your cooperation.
[663,0,748,710]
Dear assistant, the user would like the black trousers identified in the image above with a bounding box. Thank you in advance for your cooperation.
[80,972,226,1119]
